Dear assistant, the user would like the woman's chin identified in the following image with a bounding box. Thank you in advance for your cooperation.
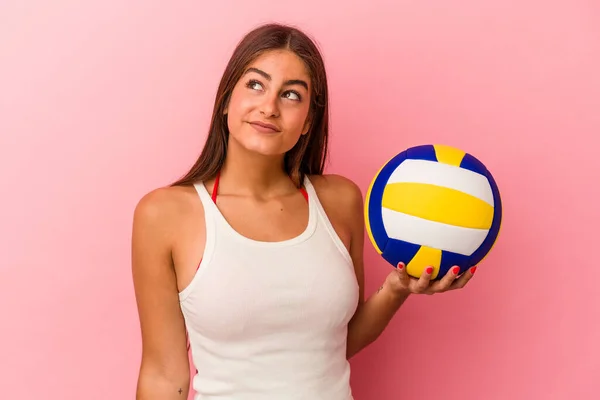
[231,140,283,157]
[248,146,286,157]
[236,139,288,157]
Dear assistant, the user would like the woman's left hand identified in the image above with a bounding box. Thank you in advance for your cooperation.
[383,262,477,297]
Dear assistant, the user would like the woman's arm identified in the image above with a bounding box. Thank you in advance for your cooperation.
[132,190,191,399]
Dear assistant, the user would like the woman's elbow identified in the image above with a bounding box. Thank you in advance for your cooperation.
[136,360,191,399]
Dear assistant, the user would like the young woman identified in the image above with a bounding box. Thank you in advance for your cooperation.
[132,23,475,399]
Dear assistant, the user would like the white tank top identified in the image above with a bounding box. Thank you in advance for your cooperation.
[178,175,360,400]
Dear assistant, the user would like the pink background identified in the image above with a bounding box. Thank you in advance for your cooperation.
[1,1,598,399]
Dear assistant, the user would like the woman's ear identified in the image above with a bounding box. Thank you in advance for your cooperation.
[222,94,230,115]
[302,113,313,136]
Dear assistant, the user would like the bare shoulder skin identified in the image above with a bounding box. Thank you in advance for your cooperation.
[132,184,206,399]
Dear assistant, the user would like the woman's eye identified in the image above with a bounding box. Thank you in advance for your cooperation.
[247,80,263,91]
[284,91,301,101]
[246,80,301,101]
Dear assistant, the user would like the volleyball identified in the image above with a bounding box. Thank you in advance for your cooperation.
[364,144,502,280]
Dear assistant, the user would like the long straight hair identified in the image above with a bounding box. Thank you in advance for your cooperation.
[171,23,330,188]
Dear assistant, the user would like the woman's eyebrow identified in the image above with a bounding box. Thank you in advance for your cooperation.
[245,67,308,90]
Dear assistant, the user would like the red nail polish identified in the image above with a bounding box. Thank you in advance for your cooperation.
[470,266,477,274]
[397,263,404,270]
[426,267,433,274]
[452,266,460,275]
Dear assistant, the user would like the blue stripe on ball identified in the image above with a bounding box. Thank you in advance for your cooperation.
[440,251,471,276]
[406,144,438,161]
[367,150,409,252]
[469,168,502,266]
[381,238,422,269]
[459,152,487,175]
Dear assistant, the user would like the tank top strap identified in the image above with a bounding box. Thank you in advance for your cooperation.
[193,179,217,208]
[189,178,218,272]
[192,176,220,249]
[301,175,353,266]
[301,175,316,199]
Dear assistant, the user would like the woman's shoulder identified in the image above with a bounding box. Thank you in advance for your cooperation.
[309,173,362,200]
[133,184,203,234]
[308,173,363,218]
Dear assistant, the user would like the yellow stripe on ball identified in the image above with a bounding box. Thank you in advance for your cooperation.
[382,182,494,229]
[433,144,466,166]
[406,245,441,279]
[387,159,495,206]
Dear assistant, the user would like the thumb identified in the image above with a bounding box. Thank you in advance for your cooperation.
[395,262,410,286]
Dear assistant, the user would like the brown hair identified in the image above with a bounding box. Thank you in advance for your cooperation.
[171,23,330,188]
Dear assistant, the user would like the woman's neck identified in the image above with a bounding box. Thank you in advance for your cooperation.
[218,141,295,198]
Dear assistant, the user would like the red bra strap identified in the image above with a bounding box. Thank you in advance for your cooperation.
[211,170,220,203]
[300,187,308,201]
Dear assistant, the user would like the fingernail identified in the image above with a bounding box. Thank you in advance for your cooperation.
[397,263,405,270]
[452,266,460,275]
[426,267,433,274]
[470,266,477,274]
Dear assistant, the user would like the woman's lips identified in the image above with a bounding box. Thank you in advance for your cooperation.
[248,121,281,133]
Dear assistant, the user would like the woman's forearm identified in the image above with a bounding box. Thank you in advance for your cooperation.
[346,283,410,359]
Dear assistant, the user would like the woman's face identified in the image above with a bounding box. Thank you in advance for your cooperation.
[225,49,312,157]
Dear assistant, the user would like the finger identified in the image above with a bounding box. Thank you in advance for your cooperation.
[412,266,433,293]
[450,266,477,290]
[431,265,461,292]
[395,262,410,285]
